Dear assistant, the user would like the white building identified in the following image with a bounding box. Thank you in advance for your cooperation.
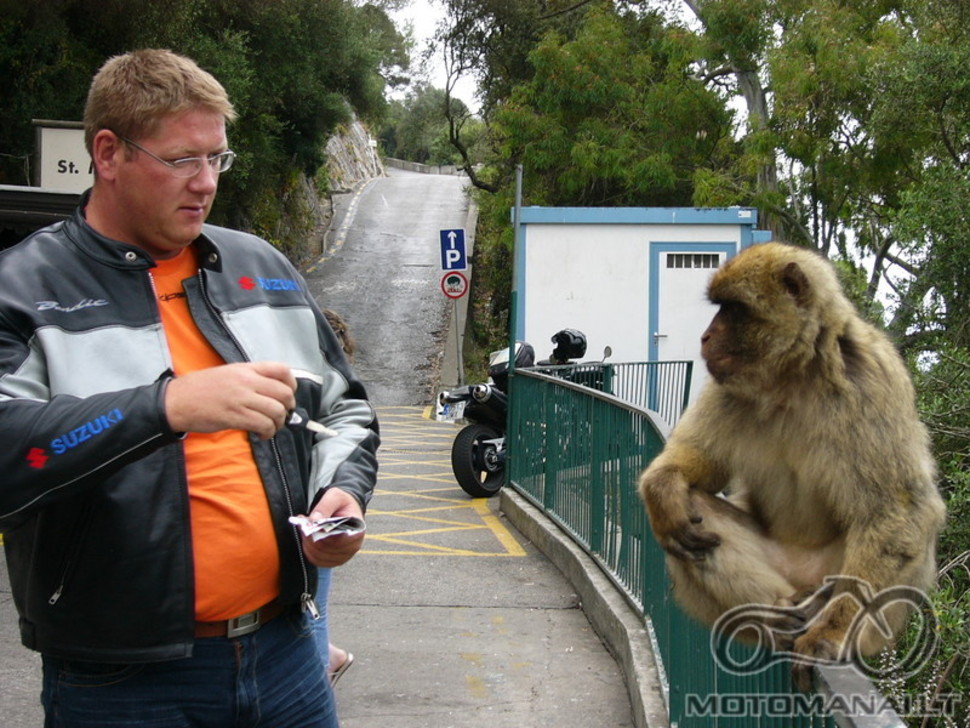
[514,206,770,404]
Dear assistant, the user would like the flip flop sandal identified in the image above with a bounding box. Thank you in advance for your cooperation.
[329,652,355,686]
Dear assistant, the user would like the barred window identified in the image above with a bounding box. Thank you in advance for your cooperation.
[667,253,720,269]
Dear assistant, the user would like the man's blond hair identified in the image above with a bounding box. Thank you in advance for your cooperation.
[84,48,237,153]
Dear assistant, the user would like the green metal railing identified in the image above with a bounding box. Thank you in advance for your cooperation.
[531,360,694,428]
[507,367,839,728]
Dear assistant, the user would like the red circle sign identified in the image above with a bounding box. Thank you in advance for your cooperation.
[441,271,469,299]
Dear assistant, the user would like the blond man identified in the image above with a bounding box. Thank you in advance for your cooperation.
[0,49,378,727]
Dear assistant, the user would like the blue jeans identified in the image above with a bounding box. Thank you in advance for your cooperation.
[312,567,332,670]
[41,608,338,728]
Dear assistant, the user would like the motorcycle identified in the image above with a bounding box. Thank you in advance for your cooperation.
[439,329,589,498]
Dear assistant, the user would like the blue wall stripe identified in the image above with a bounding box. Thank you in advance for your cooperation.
[517,206,759,226]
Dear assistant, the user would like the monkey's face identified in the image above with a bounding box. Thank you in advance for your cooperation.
[701,244,818,388]
[700,301,784,385]
[701,302,752,383]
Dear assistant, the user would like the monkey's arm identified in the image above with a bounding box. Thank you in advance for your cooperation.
[638,438,728,560]
[790,484,941,693]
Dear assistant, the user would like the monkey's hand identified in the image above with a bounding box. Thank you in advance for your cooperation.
[641,469,720,560]
[790,632,840,692]
[789,592,855,692]
[639,449,726,560]
[662,511,721,561]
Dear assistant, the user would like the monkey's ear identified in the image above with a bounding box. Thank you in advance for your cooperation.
[780,262,811,305]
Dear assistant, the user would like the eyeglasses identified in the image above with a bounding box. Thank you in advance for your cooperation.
[117,134,236,178]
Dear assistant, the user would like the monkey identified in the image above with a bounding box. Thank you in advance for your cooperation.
[323,308,357,360]
[637,241,946,690]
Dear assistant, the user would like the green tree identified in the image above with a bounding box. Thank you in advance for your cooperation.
[433,0,592,186]
[0,0,410,257]
[680,0,970,354]
[437,0,566,119]
[870,0,970,352]
[0,1,102,184]
[490,8,732,207]
[456,2,740,359]
[381,83,480,165]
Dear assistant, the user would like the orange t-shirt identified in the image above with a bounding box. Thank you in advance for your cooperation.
[151,247,280,621]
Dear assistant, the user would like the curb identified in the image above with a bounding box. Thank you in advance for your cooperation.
[500,487,671,728]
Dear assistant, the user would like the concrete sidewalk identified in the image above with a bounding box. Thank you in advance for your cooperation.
[0,542,42,726]
[325,406,643,727]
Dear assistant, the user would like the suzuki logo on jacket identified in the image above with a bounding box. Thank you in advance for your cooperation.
[26,408,126,467]
[238,276,301,292]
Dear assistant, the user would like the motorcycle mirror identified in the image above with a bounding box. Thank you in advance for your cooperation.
[602,346,613,361]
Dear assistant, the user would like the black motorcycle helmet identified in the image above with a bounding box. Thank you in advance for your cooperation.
[550,328,587,363]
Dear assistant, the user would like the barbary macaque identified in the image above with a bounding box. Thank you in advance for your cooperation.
[638,242,945,689]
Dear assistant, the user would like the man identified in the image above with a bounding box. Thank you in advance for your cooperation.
[0,49,379,727]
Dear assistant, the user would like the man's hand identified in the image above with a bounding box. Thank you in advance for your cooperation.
[302,488,365,568]
[164,362,297,439]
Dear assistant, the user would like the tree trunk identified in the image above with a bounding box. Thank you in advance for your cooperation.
[682,0,782,238]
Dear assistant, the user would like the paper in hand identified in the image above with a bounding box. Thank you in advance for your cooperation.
[289,514,366,541]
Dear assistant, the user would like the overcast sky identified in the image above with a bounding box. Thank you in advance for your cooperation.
[390,0,480,113]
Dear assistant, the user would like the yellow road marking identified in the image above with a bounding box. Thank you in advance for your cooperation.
[363,482,526,557]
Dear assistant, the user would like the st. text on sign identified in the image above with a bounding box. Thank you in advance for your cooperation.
[35,121,93,193]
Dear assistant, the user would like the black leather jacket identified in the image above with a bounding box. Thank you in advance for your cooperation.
[0,199,379,662]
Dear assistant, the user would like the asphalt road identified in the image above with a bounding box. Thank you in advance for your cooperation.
[304,168,471,407]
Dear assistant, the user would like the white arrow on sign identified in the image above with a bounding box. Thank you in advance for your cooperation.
[444,232,462,267]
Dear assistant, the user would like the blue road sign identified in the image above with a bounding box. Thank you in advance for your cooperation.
[439,229,467,270]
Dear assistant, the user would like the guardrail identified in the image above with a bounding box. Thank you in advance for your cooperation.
[507,368,906,728]
[530,360,693,428]
[383,157,465,176]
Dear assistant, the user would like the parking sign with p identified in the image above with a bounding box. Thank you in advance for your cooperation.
[439,229,467,271]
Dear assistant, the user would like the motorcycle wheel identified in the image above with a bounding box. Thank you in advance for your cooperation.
[451,423,505,498]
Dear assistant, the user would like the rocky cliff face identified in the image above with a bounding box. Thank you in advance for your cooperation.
[324,116,386,193]
[292,114,385,265]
